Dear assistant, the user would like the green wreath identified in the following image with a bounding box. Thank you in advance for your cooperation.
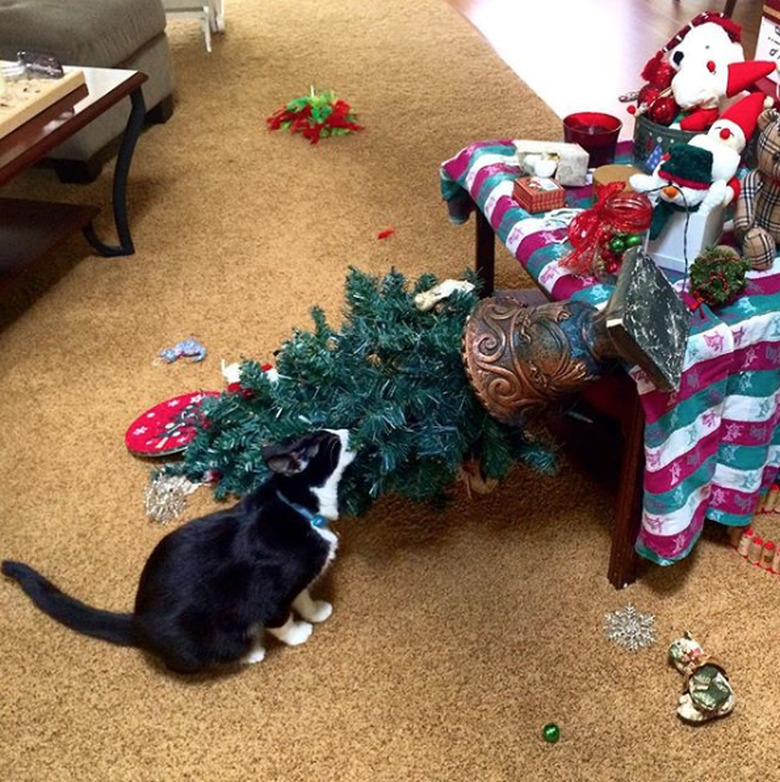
[690,246,751,309]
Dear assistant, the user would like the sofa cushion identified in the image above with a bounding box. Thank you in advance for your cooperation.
[0,0,166,67]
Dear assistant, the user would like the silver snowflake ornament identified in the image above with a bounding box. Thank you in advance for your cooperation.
[144,473,200,524]
[604,604,657,653]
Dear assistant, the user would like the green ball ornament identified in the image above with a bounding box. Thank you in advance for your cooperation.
[609,235,626,254]
[542,723,561,743]
[625,233,643,248]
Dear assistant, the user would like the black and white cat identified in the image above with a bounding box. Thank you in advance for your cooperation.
[2,428,356,674]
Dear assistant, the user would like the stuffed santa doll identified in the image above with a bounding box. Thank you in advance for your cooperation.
[688,91,774,204]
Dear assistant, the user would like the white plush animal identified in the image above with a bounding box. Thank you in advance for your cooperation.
[666,17,744,131]
[663,15,774,133]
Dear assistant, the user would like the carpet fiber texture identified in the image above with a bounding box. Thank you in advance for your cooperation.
[1,1,776,780]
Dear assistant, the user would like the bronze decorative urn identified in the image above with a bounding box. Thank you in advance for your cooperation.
[462,248,690,426]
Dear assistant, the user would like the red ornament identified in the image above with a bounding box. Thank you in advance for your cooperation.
[648,95,679,126]
[641,52,675,89]
[637,84,661,109]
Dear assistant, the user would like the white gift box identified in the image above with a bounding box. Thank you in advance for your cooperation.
[513,140,589,187]
[645,205,726,275]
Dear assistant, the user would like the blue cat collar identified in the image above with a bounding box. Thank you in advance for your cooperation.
[276,491,328,529]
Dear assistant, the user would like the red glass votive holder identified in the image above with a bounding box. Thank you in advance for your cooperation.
[563,112,622,168]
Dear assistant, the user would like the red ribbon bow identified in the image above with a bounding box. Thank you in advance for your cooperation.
[562,182,652,276]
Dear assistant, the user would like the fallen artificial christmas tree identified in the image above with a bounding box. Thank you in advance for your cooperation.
[174,268,556,516]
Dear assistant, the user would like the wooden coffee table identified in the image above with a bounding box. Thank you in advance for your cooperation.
[0,66,148,296]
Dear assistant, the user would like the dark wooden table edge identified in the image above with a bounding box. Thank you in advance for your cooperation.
[0,71,148,188]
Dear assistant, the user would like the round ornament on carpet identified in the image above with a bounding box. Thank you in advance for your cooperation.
[125,391,221,457]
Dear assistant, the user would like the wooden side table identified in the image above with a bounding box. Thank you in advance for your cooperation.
[469,218,644,589]
[163,0,225,52]
[443,139,780,588]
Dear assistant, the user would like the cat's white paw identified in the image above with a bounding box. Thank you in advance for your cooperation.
[242,646,266,665]
[284,621,313,646]
[292,590,333,623]
[269,619,313,646]
[306,600,333,623]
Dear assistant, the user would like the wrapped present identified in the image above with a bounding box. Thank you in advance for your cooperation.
[513,176,566,214]
[513,140,589,186]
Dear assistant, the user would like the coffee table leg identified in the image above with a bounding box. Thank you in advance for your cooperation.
[83,87,146,257]
[475,204,495,296]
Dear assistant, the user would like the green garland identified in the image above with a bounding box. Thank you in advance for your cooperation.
[175,268,556,516]
[690,246,751,308]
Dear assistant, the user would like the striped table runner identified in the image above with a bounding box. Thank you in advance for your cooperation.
[441,139,780,565]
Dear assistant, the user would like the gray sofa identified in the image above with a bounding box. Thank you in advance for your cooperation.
[0,0,176,182]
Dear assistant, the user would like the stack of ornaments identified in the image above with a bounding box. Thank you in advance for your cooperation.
[730,483,780,574]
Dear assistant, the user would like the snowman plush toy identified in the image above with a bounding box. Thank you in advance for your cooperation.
[630,91,772,239]
[630,143,727,240]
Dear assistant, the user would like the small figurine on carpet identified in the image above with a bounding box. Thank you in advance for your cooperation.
[267,87,363,144]
[668,632,735,724]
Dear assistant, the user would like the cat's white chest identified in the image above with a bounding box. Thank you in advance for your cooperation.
[315,526,338,564]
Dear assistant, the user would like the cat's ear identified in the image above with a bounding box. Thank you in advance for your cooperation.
[263,437,321,476]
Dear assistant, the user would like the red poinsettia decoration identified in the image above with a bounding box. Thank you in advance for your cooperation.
[267,88,363,144]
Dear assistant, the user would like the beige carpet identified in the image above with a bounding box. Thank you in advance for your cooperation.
[1,2,777,780]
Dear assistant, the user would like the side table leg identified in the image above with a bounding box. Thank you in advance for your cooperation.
[475,205,495,296]
[608,390,645,588]
[83,87,146,257]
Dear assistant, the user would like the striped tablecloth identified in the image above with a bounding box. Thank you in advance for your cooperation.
[441,139,780,565]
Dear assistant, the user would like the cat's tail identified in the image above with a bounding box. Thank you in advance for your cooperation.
[2,560,136,647]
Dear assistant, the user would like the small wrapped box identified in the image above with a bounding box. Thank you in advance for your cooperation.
[513,139,589,186]
[513,176,567,214]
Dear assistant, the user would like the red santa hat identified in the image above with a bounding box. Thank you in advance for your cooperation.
[725,60,778,97]
[661,11,742,53]
[715,91,775,148]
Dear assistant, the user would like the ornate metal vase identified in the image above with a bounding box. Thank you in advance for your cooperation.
[462,248,690,426]
[462,292,616,427]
